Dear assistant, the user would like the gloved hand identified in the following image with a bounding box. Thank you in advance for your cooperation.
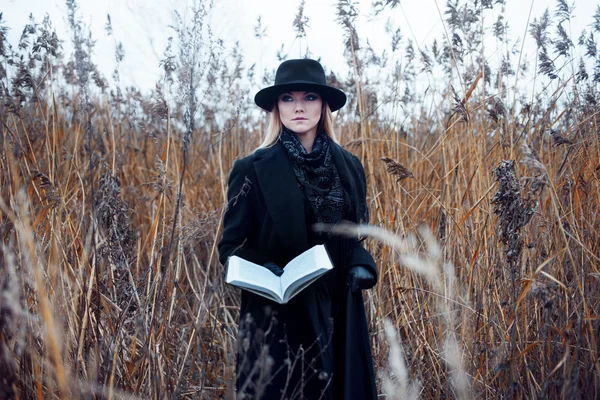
[347,266,375,292]
[263,262,284,277]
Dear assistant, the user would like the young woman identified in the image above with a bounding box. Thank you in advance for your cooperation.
[218,59,378,399]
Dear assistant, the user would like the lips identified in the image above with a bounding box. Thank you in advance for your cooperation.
[292,118,307,121]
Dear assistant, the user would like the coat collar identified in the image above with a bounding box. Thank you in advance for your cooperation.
[329,140,359,219]
[253,139,361,255]
[254,141,309,256]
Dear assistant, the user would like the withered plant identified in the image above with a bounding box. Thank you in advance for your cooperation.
[1,0,599,398]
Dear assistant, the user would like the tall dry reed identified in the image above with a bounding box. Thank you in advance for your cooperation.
[1,0,599,398]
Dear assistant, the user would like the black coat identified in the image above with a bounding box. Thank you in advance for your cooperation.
[218,140,378,400]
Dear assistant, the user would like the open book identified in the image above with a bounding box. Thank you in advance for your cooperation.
[225,245,333,304]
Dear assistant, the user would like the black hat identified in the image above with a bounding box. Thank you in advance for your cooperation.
[254,59,347,112]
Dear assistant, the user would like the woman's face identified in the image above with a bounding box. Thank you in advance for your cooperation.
[277,91,323,137]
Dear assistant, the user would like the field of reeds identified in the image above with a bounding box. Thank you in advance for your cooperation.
[1,0,599,398]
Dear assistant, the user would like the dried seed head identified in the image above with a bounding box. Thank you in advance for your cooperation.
[492,160,537,269]
[152,97,169,120]
[451,86,469,123]
[181,208,220,247]
[520,142,547,176]
[94,171,136,269]
[526,279,558,308]
[487,98,506,123]
[381,157,414,183]
[146,156,173,195]
[577,173,588,194]
[33,171,61,209]
[549,129,572,147]
[345,138,364,149]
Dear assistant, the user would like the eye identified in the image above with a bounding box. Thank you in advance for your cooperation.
[305,93,319,101]
[280,94,293,102]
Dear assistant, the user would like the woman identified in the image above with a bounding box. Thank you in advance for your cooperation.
[218,59,378,399]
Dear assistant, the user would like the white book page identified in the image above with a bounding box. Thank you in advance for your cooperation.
[282,274,323,303]
[280,245,332,297]
[226,256,282,300]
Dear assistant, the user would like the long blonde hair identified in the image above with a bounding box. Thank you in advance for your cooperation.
[257,101,338,149]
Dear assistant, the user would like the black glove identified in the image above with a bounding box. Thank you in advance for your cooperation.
[347,266,375,292]
[263,262,284,277]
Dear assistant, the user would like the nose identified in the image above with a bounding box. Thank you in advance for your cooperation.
[294,101,305,113]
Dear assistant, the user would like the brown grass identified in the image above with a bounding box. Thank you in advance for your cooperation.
[2,84,599,398]
[1,1,600,398]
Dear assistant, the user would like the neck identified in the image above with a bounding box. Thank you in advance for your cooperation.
[293,129,317,153]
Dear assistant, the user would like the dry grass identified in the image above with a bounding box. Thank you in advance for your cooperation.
[1,0,600,398]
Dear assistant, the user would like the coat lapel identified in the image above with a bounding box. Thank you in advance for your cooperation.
[330,142,360,222]
[254,142,309,256]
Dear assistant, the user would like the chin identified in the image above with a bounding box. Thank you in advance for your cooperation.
[289,124,316,135]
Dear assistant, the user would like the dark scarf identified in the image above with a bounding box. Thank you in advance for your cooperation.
[279,127,345,226]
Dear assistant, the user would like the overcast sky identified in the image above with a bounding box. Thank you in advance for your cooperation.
[3,0,598,94]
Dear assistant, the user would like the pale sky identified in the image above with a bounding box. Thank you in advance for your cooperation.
[3,0,598,94]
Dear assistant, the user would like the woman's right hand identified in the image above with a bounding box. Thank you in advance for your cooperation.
[263,262,284,277]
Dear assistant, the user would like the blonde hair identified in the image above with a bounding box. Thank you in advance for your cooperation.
[257,101,339,149]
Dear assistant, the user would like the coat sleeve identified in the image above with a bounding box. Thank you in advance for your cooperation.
[218,156,270,268]
[346,155,378,283]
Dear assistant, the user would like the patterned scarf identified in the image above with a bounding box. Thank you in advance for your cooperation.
[279,127,345,225]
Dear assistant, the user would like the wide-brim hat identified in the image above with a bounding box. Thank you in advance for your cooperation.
[254,59,347,112]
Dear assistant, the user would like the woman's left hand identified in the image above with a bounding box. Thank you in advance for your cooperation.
[263,262,284,277]
[347,266,376,292]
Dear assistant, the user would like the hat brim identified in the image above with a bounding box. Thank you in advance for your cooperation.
[254,81,347,112]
